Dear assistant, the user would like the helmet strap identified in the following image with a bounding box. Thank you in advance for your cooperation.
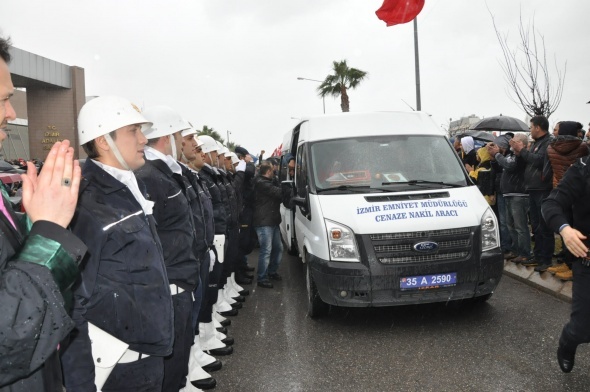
[104,133,131,171]
[169,134,177,161]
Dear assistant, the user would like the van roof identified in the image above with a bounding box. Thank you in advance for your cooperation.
[296,111,444,143]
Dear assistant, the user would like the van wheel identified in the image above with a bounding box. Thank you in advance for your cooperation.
[306,261,329,318]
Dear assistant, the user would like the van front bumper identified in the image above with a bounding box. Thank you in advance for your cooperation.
[308,248,503,307]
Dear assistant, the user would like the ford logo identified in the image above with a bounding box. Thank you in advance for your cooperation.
[413,241,439,252]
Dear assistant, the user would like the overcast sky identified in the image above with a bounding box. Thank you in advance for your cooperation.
[1,0,589,156]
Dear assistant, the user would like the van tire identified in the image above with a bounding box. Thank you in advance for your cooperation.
[306,260,329,318]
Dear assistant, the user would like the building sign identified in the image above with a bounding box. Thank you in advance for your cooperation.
[41,125,64,150]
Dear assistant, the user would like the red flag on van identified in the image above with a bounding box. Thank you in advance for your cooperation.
[375,0,425,26]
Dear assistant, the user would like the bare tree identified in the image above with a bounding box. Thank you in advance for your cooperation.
[490,11,566,118]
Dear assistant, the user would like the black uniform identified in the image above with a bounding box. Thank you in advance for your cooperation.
[62,159,174,392]
[0,191,85,392]
[219,169,241,283]
[180,163,215,329]
[198,164,229,317]
[135,157,200,392]
[542,155,590,359]
[237,162,257,270]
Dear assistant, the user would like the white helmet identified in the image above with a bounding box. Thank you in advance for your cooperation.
[198,135,219,153]
[228,152,239,164]
[78,96,151,146]
[181,122,197,137]
[179,122,204,147]
[217,141,228,156]
[142,105,190,140]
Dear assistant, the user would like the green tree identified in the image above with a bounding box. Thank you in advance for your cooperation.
[198,125,224,144]
[318,60,368,112]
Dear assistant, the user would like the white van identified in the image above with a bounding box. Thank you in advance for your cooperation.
[278,111,503,317]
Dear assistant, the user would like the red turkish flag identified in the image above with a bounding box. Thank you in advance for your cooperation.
[375,0,425,26]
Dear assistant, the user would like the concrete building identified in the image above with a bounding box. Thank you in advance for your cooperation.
[448,115,482,137]
[5,47,85,160]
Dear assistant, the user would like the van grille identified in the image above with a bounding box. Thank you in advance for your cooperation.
[370,227,473,264]
[370,227,470,241]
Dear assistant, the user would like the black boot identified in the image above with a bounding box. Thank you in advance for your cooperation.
[557,335,577,373]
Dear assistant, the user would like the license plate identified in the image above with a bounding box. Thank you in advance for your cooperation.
[400,272,457,290]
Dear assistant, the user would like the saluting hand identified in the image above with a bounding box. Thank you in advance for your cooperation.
[21,140,82,228]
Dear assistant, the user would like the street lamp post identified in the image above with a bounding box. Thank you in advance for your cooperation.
[297,77,325,114]
[227,130,231,146]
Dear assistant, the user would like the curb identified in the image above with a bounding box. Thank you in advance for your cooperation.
[503,260,572,303]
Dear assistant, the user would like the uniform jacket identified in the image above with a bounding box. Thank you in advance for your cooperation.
[545,136,589,187]
[61,159,174,392]
[199,165,228,235]
[520,133,552,191]
[181,163,214,250]
[542,155,590,238]
[135,158,200,291]
[213,169,232,231]
[253,175,283,227]
[219,170,239,229]
[226,170,245,216]
[0,195,85,392]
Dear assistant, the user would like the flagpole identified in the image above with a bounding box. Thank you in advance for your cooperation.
[413,17,421,111]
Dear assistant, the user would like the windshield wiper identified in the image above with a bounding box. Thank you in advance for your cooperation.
[317,185,378,193]
[381,180,463,188]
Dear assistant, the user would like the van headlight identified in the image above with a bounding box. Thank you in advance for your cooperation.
[325,219,360,262]
[481,207,499,251]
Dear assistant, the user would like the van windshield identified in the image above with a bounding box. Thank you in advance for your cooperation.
[309,135,468,192]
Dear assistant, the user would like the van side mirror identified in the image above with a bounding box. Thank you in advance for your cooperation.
[292,196,306,207]
[293,185,312,220]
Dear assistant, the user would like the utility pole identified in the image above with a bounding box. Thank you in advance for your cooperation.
[414,18,422,111]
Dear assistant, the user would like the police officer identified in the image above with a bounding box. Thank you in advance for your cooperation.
[234,146,257,279]
[191,135,236,355]
[542,154,590,373]
[134,105,202,392]
[61,96,174,392]
[0,36,87,392]
[177,127,226,389]
[216,143,249,302]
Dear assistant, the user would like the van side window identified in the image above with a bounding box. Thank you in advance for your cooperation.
[296,146,307,195]
[279,155,289,182]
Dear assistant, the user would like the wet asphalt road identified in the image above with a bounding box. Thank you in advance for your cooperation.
[211,250,588,392]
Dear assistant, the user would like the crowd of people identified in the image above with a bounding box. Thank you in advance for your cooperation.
[0,36,287,392]
[456,114,590,373]
[456,117,590,280]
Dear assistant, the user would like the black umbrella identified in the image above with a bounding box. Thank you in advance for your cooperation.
[470,115,529,132]
[458,130,496,142]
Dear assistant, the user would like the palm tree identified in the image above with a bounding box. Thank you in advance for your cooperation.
[198,125,224,144]
[318,60,368,112]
